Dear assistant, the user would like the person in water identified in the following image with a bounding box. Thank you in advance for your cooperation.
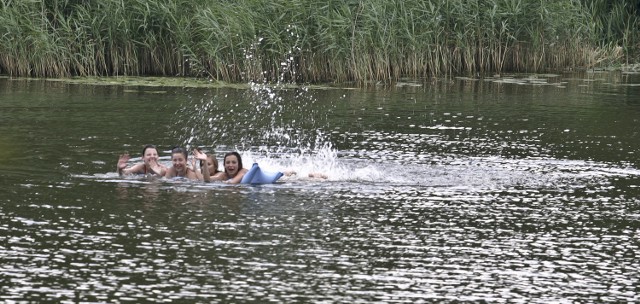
[220,151,249,184]
[197,149,227,181]
[117,144,167,176]
[164,147,210,181]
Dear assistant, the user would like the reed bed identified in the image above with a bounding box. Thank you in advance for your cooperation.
[0,0,637,83]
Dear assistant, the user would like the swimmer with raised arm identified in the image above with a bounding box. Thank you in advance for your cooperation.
[221,152,249,184]
[196,149,227,181]
[164,147,209,181]
[117,144,167,176]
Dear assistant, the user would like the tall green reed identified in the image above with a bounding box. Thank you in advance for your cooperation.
[0,0,636,81]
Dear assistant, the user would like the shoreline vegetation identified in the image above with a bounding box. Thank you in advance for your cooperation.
[0,0,638,84]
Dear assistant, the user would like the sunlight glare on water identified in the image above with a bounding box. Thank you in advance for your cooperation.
[0,71,639,302]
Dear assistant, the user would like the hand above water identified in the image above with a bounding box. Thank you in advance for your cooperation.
[192,148,210,182]
[192,148,207,161]
[147,158,166,176]
[117,153,130,171]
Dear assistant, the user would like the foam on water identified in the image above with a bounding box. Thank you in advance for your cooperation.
[79,145,640,195]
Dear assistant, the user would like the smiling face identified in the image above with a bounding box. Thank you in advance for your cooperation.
[206,156,218,174]
[224,154,240,177]
[142,147,159,164]
[172,152,188,174]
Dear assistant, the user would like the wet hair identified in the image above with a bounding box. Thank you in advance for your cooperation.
[171,146,188,160]
[200,154,219,173]
[223,152,243,173]
[141,144,157,156]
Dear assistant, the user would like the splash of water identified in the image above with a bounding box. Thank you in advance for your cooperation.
[171,31,334,173]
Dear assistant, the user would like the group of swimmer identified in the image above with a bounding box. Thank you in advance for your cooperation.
[117,144,248,183]
[117,144,327,183]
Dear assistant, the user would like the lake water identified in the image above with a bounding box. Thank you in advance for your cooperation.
[0,73,639,303]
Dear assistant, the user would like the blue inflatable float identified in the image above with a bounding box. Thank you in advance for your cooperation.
[240,163,284,184]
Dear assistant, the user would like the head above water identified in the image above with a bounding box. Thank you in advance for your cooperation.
[223,152,243,176]
[200,154,219,173]
[141,144,159,162]
[171,146,188,160]
[141,144,157,157]
[170,146,189,175]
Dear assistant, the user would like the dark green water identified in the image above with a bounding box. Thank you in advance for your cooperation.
[1,73,639,303]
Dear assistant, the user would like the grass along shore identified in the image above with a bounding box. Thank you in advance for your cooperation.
[0,0,638,83]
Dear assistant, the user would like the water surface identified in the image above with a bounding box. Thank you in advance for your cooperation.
[0,73,639,302]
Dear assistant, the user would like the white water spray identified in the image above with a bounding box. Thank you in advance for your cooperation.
[170,31,338,178]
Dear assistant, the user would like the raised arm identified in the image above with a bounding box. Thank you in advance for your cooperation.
[192,149,210,182]
[117,153,130,176]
